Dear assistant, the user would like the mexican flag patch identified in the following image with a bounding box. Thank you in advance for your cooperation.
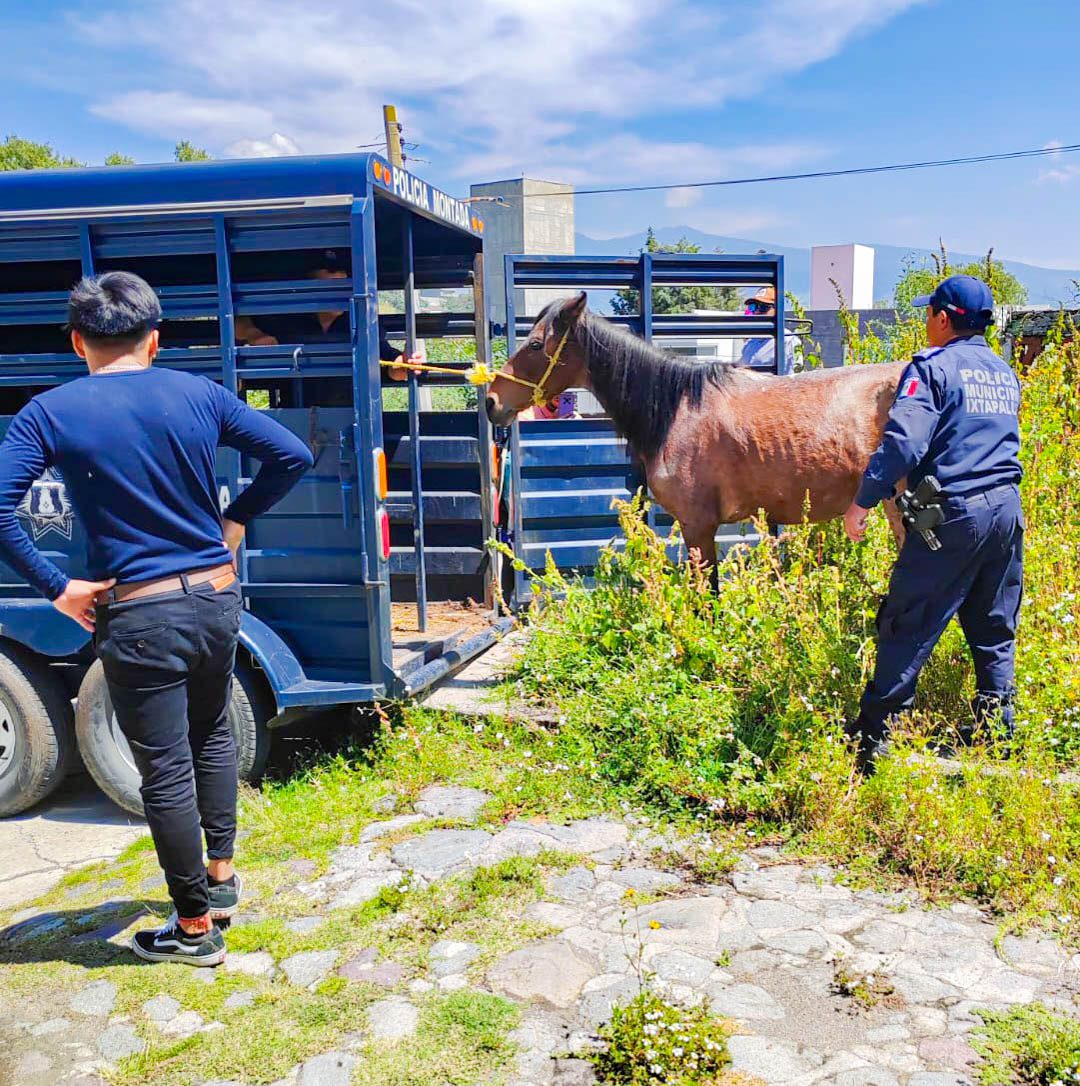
[899,377,920,398]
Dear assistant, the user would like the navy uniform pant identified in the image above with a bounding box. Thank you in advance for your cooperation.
[857,483,1024,741]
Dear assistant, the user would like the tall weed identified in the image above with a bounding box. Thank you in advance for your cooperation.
[510,312,1080,930]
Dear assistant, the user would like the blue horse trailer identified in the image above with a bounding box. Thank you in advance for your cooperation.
[0,154,510,815]
[0,155,790,818]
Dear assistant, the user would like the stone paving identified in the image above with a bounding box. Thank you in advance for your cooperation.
[3,783,1080,1085]
[0,775,146,910]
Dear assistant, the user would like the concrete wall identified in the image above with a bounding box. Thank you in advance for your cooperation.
[470,177,574,328]
[805,308,898,367]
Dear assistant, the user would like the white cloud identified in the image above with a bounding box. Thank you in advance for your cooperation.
[680,209,782,238]
[461,133,822,186]
[1038,164,1080,185]
[77,0,926,182]
[225,132,303,158]
[666,187,703,208]
[94,91,274,142]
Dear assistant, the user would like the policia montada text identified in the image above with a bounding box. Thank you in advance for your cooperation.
[843,274,1024,773]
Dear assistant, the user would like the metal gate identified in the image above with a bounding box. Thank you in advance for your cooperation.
[500,252,788,601]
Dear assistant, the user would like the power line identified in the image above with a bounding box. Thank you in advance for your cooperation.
[496,141,1080,201]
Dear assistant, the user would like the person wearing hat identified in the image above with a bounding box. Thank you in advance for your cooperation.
[843,274,1023,771]
[739,286,798,369]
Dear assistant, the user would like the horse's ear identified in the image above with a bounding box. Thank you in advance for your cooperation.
[554,291,588,332]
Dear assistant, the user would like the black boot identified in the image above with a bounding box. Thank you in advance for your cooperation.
[965,689,1016,752]
[846,716,889,776]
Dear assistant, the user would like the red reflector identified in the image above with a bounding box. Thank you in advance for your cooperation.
[377,509,391,561]
[492,484,500,526]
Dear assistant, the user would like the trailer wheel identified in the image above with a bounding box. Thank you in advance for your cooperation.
[75,660,272,817]
[0,642,77,817]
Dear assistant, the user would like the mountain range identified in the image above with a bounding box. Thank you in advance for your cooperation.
[575,227,1079,307]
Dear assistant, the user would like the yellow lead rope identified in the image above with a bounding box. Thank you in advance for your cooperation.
[378,328,571,407]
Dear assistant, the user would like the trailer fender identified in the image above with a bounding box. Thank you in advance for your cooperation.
[237,611,306,709]
[0,600,89,658]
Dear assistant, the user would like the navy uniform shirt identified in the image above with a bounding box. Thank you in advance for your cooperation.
[855,335,1022,509]
[0,368,313,600]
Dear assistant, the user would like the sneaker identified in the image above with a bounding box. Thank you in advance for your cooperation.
[131,914,227,967]
[208,872,242,921]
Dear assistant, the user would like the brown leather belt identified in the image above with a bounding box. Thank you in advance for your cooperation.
[97,563,236,605]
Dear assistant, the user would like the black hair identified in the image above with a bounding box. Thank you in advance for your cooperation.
[932,302,992,334]
[536,299,733,460]
[67,272,162,344]
[310,248,350,274]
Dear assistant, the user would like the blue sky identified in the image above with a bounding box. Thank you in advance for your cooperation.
[2,0,1078,268]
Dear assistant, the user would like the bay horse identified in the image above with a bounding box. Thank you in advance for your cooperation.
[485,292,907,565]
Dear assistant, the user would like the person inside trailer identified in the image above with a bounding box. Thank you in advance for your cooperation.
[235,248,423,404]
[518,390,580,421]
[739,285,798,369]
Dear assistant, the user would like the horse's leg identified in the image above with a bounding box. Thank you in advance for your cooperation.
[884,496,906,549]
[682,522,719,591]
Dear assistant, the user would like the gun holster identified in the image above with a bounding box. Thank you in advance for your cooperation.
[896,475,945,551]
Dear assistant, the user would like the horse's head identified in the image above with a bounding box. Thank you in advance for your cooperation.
[486,292,589,426]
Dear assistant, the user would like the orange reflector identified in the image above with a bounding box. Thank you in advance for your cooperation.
[377,508,391,561]
[373,447,388,501]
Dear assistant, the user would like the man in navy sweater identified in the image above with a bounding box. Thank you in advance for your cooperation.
[0,272,313,966]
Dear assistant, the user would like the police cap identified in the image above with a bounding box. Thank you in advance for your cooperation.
[911,274,994,327]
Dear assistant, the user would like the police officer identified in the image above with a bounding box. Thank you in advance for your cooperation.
[843,274,1023,770]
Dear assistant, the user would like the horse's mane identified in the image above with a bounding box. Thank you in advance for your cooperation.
[543,302,734,460]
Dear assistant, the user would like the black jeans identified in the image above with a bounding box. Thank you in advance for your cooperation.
[96,577,242,919]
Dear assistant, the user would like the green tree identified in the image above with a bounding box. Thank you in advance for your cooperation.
[893,242,1028,319]
[174,140,211,162]
[611,228,741,316]
[104,152,136,166]
[0,134,82,170]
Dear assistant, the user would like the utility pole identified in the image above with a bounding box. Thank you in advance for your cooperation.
[383,104,404,168]
[382,105,430,409]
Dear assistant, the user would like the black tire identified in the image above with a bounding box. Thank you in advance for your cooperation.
[0,642,77,817]
[75,659,272,817]
[232,660,273,783]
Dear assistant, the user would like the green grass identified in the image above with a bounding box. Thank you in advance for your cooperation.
[355,990,519,1086]
[971,1002,1080,1085]
[488,316,1080,938]
[114,985,374,1086]
[0,843,573,1085]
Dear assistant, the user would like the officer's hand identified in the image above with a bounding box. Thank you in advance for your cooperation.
[53,578,117,633]
[844,502,870,542]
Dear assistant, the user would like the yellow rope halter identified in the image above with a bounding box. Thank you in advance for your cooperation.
[378,328,571,407]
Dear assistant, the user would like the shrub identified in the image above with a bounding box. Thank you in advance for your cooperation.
[971,1002,1080,1085]
[507,312,1080,930]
